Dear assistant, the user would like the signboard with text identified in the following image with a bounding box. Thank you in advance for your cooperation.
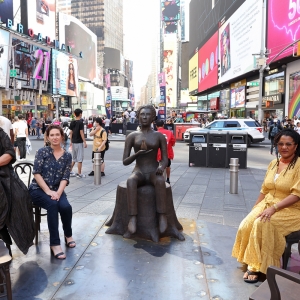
[105,74,112,119]
[158,72,166,120]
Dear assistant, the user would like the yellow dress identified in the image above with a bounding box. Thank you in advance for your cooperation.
[232,158,300,274]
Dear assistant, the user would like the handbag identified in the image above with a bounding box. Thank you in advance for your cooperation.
[26,138,32,154]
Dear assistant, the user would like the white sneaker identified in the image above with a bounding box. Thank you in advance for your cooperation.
[70,172,76,177]
[76,173,86,178]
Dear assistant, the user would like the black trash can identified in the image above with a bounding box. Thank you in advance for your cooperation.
[189,131,208,167]
[207,131,228,168]
[227,131,248,169]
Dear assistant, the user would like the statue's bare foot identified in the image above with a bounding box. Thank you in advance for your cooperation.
[159,214,167,233]
[128,215,137,234]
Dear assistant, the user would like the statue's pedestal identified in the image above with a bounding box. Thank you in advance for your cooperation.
[105,181,185,242]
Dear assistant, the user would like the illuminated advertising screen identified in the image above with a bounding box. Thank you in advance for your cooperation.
[0,0,13,25]
[9,36,50,91]
[161,0,180,34]
[27,0,56,41]
[0,30,10,88]
[267,0,300,63]
[59,13,97,83]
[52,49,79,96]
[230,86,246,108]
[198,31,218,92]
[163,34,178,107]
[189,52,198,95]
[218,0,263,84]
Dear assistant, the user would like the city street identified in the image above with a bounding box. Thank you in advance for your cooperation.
[9,135,296,300]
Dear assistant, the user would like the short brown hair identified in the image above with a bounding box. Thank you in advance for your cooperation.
[45,125,65,142]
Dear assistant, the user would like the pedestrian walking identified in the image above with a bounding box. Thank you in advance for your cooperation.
[36,119,41,139]
[69,108,87,178]
[0,115,14,144]
[88,118,107,177]
[156,119,175,184]
[31,117,37,135]
[122,115,127,135]
[14,114,28,160]
[104,116,111,135]
[268,120,282,156]
[63,122,71,151]
[129,110,136,123]
[29,125,75,260]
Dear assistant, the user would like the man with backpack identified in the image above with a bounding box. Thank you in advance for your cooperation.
[268,120,282,156]
[88,118,108,177]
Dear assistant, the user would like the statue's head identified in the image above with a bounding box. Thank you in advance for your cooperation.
[136,105,156,123]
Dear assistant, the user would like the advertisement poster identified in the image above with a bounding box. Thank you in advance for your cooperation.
[0,30,10,87]
[163,34,178,108]
[27,0,56,41]
[267,0,300,63]
[59,13,97,83]
[9,37,50,91]
[218,0,262,84]
[189,52,198,95]
[198,31,218,92]
[105,74,112,119]
[158,72,166,120]
[0,0,13,25]
[230,86,246,108]
[52,49,79,96]
[161,0,180,34]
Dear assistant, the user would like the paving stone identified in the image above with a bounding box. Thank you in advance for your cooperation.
[201,196,224,211]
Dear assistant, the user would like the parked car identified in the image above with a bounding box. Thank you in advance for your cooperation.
[183,118,264,146]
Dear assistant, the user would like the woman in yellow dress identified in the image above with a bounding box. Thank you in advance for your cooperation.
[232,129,300,283]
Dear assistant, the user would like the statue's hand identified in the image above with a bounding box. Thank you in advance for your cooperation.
[136,149,153,156]
[156,166,164,175]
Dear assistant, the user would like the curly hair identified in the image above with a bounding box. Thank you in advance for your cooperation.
[272,129,300,175]
[136,105,156,122]
[45,124,65,142]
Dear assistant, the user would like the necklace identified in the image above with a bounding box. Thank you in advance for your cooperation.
[280,157,294,164]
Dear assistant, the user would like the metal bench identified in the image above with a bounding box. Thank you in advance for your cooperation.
[13,162,46,245]
[249,266,300,300]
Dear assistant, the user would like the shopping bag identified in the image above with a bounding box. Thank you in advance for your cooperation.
[26,139,32,155]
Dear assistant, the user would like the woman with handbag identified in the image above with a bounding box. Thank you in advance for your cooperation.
[88,118,107,177]
[29,125,75,259]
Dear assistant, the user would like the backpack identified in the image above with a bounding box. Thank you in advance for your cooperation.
[270,125,279,137]
[100,129,109,151]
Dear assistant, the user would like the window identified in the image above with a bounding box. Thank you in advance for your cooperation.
[224,121,240,128]
[208,121,224,128]
[244,121,260,127]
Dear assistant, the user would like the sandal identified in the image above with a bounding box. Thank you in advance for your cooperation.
[65,237,76,248]
[50,248,66,260]
[243,270,259,283]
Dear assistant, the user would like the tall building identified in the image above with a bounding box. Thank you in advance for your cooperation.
[57,0,71,15]
[71,0,123,68]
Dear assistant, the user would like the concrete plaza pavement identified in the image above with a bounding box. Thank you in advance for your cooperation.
[7,135,300,299]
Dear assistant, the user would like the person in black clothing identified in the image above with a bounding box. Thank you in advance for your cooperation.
[284,119,294,129]
[69,108,87,178]
[268,120,282,156]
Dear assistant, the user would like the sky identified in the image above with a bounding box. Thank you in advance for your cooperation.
[123,0,160,101]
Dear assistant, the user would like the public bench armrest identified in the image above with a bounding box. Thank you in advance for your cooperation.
[267,266,300,299]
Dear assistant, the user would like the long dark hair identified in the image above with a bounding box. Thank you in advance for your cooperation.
[272,129,300,174]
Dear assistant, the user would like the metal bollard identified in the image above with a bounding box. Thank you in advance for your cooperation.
[94,153,101,185]
[229,158,239,194]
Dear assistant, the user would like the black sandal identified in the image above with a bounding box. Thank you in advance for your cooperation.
[65,237,76,248]
[244,270,259,283]
[50,248,66,260]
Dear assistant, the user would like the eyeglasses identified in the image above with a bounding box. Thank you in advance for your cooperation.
[277,142,295,147]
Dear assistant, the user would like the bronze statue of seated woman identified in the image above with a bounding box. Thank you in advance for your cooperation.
[106,105,184,242]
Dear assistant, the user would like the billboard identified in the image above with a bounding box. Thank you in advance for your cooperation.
[230,86,246,109]
[9,36,51,91]
[0,30,10,88]
[158,72,166,120]
[163,35,178,108]
[267,0,300,63]
[218,0,263,84]
[198,31,218,93]
[52,49,79,96]
[189,52,198,95]
[0,0,13,25]
[26,0,56,41]
[161,0,180,34]
[59,13,97,83]
[105,74,112,118]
